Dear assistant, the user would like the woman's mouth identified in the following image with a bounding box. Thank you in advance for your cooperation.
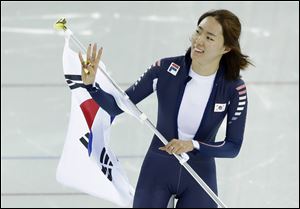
[194,47,204,54]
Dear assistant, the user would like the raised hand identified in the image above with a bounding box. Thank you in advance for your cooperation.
[78,43,103,85]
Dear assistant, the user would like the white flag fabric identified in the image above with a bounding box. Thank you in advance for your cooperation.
[56,30,134,207]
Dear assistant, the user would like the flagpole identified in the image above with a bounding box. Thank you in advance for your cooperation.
[54,18,227,208]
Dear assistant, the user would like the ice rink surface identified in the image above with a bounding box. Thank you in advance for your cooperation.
[1,1,299,208]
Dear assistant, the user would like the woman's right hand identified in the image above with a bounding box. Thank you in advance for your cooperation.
[78,43,103,85]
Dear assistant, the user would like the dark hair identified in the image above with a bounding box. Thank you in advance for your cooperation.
[195,9,252,80]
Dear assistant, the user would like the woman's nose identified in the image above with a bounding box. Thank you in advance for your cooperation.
[195,34,204,45]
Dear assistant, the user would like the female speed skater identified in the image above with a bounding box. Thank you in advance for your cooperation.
[79,9,252,208]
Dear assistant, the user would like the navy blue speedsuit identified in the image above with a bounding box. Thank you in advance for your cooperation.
[86,49,248,208]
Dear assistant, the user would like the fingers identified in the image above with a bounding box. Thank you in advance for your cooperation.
[95,47,103,68]
[79,44,102,77]
[159,139,189,155]
[92,43,97,62]
[174,147,185,155]
[164,139,176,152]
[78,52,84,65]
[164,145,174,154]
[79,51,90,75]
[159,146,172,155]
[159,146,166,151]
[86,44,91,63]
[172,146,181,155]
[159,140,176,155]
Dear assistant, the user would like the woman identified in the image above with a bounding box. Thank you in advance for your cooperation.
[79,9,251,208]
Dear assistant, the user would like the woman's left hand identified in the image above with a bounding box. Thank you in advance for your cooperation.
[159,139,194,155]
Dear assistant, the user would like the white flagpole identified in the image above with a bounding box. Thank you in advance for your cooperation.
[55,18,227,208]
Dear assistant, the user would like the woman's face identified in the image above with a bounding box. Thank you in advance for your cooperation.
[190,16,229,65]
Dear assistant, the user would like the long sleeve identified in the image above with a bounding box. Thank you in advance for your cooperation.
[197,80,248,158]
[87,63,160,117]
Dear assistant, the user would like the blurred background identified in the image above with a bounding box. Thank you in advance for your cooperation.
[1,1,299,208]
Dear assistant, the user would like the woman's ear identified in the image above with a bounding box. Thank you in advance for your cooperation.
[223,46,231,55]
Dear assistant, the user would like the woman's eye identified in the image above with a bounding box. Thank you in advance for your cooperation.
[196,30,200,34]
[207,36,214,41]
